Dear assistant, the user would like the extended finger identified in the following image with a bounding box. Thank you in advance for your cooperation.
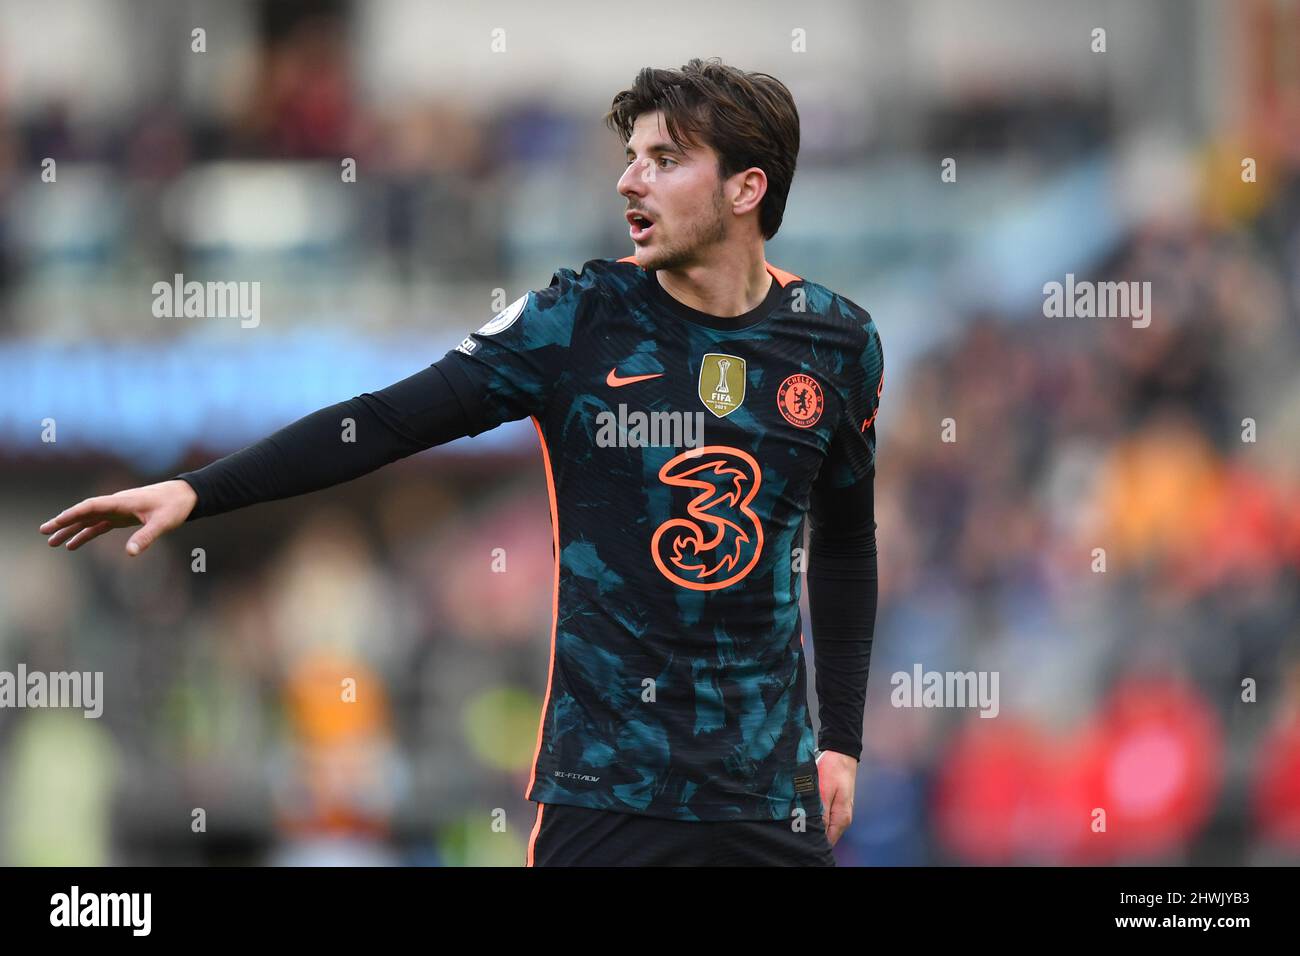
[41,497,110,533]
[66,521,114,551]
[46,520,93,547]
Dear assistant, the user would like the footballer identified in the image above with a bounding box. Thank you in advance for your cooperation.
[40,58,884,867]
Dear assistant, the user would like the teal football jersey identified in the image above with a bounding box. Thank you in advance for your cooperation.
[440,256,883,821]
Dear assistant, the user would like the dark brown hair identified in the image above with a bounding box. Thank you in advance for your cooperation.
[605,57,800,240]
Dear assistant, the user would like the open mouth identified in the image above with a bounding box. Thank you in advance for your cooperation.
[627,211,655,242]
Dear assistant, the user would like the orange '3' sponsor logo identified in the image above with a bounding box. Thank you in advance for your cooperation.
[650,445,764,591]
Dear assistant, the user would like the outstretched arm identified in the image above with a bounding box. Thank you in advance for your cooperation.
[40,356,477,555]
[40,262,589,556]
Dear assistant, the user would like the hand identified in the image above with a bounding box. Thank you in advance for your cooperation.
[817,749,858,847]
[40,480,198,556]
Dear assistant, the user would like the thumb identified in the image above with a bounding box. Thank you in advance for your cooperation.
[126,523,155,556]
[825,788,849,845]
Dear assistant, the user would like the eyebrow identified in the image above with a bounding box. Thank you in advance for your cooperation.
[625,142,686,158]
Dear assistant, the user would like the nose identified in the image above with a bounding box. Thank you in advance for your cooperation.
[618,157,650,200]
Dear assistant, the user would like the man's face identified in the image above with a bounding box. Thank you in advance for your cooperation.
[617,110,729,271]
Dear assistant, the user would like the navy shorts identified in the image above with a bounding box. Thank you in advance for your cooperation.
[525,802,836,866]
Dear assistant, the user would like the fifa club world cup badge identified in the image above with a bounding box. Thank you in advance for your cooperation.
[698,353,747,418]
[777,373,824,427]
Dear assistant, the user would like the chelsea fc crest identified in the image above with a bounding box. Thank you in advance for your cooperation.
[777,372,824,427]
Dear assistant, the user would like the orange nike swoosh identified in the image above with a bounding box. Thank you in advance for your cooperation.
[607,368,665,387]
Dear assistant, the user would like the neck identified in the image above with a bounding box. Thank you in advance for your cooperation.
[655,242,772,317]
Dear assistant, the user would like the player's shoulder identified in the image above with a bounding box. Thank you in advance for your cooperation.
[545,256,642,293]
[579,255,656,300]
[524,257,645,317]
[816,282,876,331]
[793,274,881,348]
[532,258,598,297]
[795,280,884,407]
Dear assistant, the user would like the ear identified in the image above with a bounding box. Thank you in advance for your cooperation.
[730,167,768,217]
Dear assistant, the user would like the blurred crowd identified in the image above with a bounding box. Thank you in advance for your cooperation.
[2,0,1298,865]
[0,0,1111,341]
[851,158,1300,865]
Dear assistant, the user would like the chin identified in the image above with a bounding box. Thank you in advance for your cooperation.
[636,245,685,273]
[632,246,662,269]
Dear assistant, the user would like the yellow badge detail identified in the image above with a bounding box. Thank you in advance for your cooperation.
[698,353,746,418]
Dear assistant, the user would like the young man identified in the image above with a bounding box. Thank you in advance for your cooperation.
[40,58,883,867]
